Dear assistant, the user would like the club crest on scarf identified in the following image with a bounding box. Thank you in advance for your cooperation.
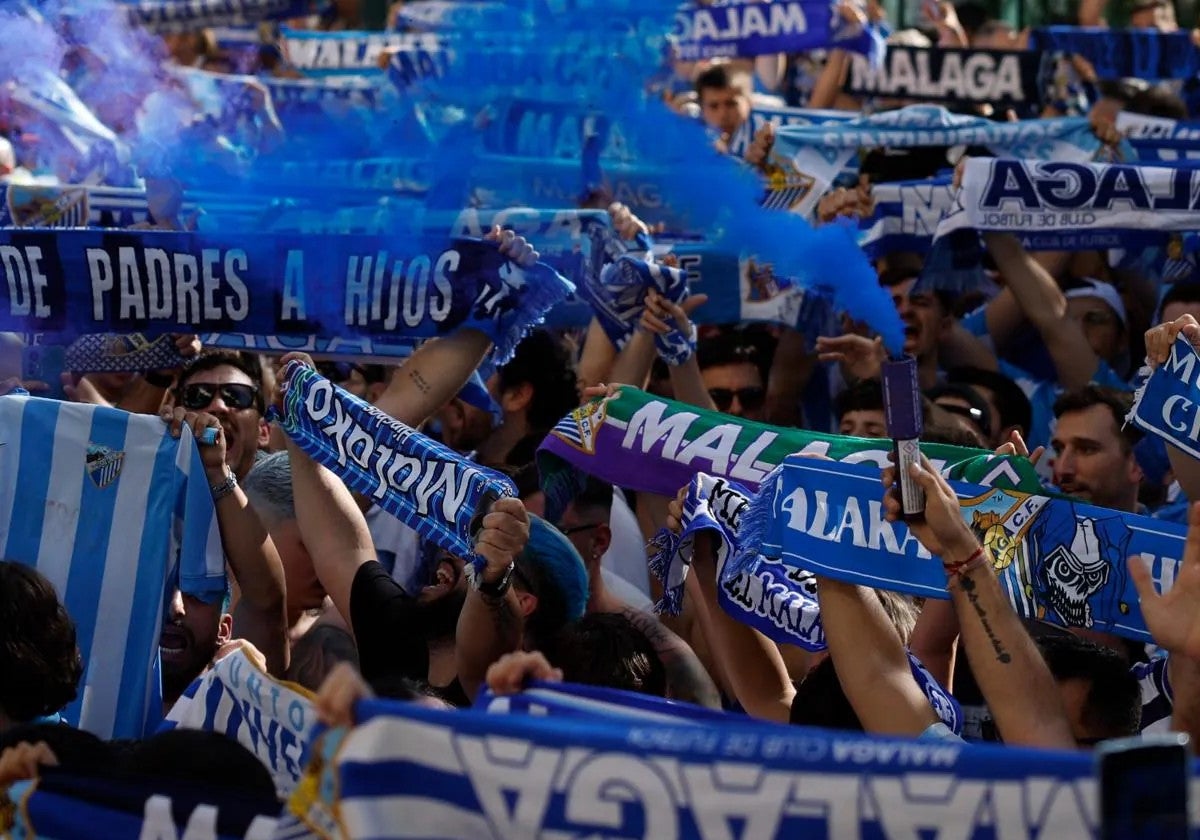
[86,442,125,488]
[759,456,1183,641]
[550,393,616,460]
[6,184,89,228]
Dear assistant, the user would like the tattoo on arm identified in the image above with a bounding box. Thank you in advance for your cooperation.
[408,368,432,395]
[959,575,1012,665]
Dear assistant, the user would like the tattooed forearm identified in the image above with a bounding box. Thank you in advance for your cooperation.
[620,607,722,708]
[959,574,1012,665]
[408,368,432,395]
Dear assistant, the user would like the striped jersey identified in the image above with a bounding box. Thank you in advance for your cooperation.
[0,396,227,739]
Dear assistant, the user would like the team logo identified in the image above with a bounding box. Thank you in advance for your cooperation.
[549,397,609,455]
[5,184,89,228]
[86,443,125,489]
[759,153,816,212]
[742,258,782,303]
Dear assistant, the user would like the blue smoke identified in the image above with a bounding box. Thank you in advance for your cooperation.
[9,0,904,351]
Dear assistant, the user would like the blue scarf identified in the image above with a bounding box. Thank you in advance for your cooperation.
[580,254,690,355]
[1118,112,1200,165]
[1129,334,1200,461]
[118,0,307,32]
[844,46,1048,108]
[772,105,1120,217]
[272,362,516,566]
[647,473,827,651]
[280,27,438,76]
[739,455,1187,643]
[477,679,737,724]
[673,0,884,62]
[647,470,964,736]
[857,176,955,258]
[64,333,188,373]
[726,105,856,159]
[160,645,317,799]
[281,695,1109,840]
[934,158,1200,252]
[0,229,571,364]
[1030,26,1200,81]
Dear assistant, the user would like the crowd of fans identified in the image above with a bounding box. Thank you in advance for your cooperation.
[4,0,1200,832]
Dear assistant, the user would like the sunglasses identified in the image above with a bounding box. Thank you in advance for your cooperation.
[557,522,603,537]
[708,386,766,413]
[178,382,260,412]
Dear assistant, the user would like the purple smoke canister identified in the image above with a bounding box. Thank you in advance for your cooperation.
[882,355,925,517]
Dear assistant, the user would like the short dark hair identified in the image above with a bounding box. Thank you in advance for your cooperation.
[0,562,82,723]
[879,267,954,314]
[834,379,884,422]
[1158,282,1200,317]
[571,476,614,515]
[0,723,112,773]
[285,624,360,692]
[496,330,579,432]
[176,350,266,414]
[1037,635,1142,740]
[947,366,1032,437]
[550,612,666,697]
[694,64,742,99]
[1052,385,1140,452]
[697,329,773,379]
[926,382,994,439]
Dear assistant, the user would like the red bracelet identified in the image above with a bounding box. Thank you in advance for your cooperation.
[943,546,987,577]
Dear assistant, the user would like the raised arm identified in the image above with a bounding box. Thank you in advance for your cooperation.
[817,576,938,736]
[984,233,1099,390]
[372,228,538,428]
[667,490,795,723]
[455,497,531,701]
[1147,315,1200,501]
[163,408,289,677]
[884,454,1076,749]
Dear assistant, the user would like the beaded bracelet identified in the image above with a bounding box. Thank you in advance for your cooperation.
[943,546,987,577]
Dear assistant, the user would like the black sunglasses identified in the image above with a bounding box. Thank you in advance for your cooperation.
[708,386,766,413]
[557,522,603,537]
[178,382,260,411]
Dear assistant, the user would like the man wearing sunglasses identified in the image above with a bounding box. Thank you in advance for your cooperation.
[697,332,768,422]
[158,351,288,707]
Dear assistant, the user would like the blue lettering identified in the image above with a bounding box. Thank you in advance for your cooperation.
[1032,162,1095,210]
[980,160,1039,210]
[1093,166,1151,210]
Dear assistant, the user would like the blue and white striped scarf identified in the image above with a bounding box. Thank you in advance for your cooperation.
[272,362,516,566]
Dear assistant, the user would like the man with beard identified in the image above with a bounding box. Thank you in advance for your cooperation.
[158,351,288,708]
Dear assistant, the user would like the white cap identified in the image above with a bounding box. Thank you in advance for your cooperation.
[1064,278,1127,329]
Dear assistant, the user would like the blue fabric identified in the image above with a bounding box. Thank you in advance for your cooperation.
[673,0,885,62]
[1130,335,1200,463]
[747,455,1185,643]
[272,362,517,567]
[0,230,572,366]
[0,397,226,739]
[1030,27,1200,81]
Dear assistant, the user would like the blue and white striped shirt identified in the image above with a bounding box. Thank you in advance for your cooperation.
[0,396,226,739]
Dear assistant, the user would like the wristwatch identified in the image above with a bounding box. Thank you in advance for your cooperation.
[210,467,238,502]
[470,560,515,600]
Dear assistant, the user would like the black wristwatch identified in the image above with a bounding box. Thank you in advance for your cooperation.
[471,561,515,600]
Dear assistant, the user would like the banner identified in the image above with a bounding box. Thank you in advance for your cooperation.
[770,105,1112,216]
[281,695,1117,840]
[672,0,881,61]
[1030,26,1200,81]
[535,387,1046,519]
[1129,334,1200,461]
[857,176,956,258]
[725,105,856,159]
[0,229,572,363]
[161,645,318,799]
[280,28,440,75]
[1119,112,1200,165]
[118,0,307,32]
[751,456,1186,643]
[846,46,1046,107]
[934,158,1200,251]
[273,362,516,566]
[477,679,738,724]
